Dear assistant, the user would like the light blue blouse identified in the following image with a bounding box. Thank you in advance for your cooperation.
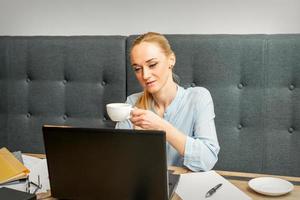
[115,86,220,171]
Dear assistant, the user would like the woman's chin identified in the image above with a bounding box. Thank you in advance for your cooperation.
[146,86,159,94]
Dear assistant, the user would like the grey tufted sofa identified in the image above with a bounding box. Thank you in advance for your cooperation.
[0,35,299,177]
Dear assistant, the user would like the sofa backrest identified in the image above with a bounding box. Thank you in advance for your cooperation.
[127,35,300,176]
[0,34,299,176]
[0,36,127,153]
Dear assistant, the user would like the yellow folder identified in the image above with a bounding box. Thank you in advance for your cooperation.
[0,147,30,184]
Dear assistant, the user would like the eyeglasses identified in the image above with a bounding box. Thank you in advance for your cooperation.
[25,175,42,194]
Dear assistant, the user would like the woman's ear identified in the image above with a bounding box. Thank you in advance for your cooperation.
[169,53,176,69]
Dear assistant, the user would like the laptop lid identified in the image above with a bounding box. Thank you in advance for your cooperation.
[42,125,174,200]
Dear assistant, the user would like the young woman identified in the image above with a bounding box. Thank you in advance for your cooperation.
[116,32,220,171]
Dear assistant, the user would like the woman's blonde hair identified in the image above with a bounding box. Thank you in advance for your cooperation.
[131,32,178,110]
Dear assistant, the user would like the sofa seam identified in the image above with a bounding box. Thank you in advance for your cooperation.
[261,35,268,174]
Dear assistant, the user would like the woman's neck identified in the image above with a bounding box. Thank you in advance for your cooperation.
[152,81,177,113]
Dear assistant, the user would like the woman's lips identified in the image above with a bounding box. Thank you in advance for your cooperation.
[146,80,156,87]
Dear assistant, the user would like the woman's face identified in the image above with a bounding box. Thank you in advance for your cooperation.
[131,42,175,94]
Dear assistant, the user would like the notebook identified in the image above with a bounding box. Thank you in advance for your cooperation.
[42,125,180,200]
[0,148,30,185]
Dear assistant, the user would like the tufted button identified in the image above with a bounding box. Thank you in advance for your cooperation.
[102,81,107,86]
[288,127,294,133]
[26,77,31,83]
[63,114,68,120]
[26,113,31,118]
[237,124,243,130]
[62,79,67,85]
[289,84,295,91]
[190,83,196,87]
[238,83,244,89]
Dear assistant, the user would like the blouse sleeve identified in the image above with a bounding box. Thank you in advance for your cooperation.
[183,88,220,171]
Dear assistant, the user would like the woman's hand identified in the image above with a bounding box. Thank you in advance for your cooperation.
[130,107,187,156]
[130,108,167,131]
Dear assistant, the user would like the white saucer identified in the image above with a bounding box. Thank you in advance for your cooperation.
[248,177,294,196]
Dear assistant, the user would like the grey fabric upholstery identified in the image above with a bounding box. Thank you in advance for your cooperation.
[127,35,300,176]
[0,36,127,153]
[264,35,300,176]
[0,34,299,176]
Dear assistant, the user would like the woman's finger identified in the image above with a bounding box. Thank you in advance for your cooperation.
[133,120,151,128]
[131,108,146,116]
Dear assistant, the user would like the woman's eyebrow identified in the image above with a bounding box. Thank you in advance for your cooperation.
[132,64,140,68]
[146,58,157,63]
[132,58,157,67]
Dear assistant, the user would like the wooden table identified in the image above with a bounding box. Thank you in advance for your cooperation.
[36,166,300,200]
[27,154,300,200]
[169,166,300,200]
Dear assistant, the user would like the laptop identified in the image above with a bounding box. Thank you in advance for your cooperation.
[42,125,180,200]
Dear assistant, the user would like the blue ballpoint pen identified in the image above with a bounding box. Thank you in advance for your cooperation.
[205,183,223,198]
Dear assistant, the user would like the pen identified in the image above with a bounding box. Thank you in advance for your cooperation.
[205,183,222,198]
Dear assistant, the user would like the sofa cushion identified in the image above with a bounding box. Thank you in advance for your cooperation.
[0,36,127,153]
[263,35,300,176]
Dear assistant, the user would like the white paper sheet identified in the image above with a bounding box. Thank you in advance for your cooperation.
[22,154,42,170]
[0,180,26,191]
[176,170,252,200]
[27,158,50,193]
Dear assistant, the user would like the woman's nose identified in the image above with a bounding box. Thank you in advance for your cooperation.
[143,68,150,79]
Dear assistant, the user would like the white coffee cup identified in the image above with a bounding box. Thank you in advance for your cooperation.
[106,103,133,122]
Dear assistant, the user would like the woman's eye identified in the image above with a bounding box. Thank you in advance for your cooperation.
[149,63,157,68]
[134,67,141,72]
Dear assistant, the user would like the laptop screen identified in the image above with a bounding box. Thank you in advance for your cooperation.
[42,125,172,200]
